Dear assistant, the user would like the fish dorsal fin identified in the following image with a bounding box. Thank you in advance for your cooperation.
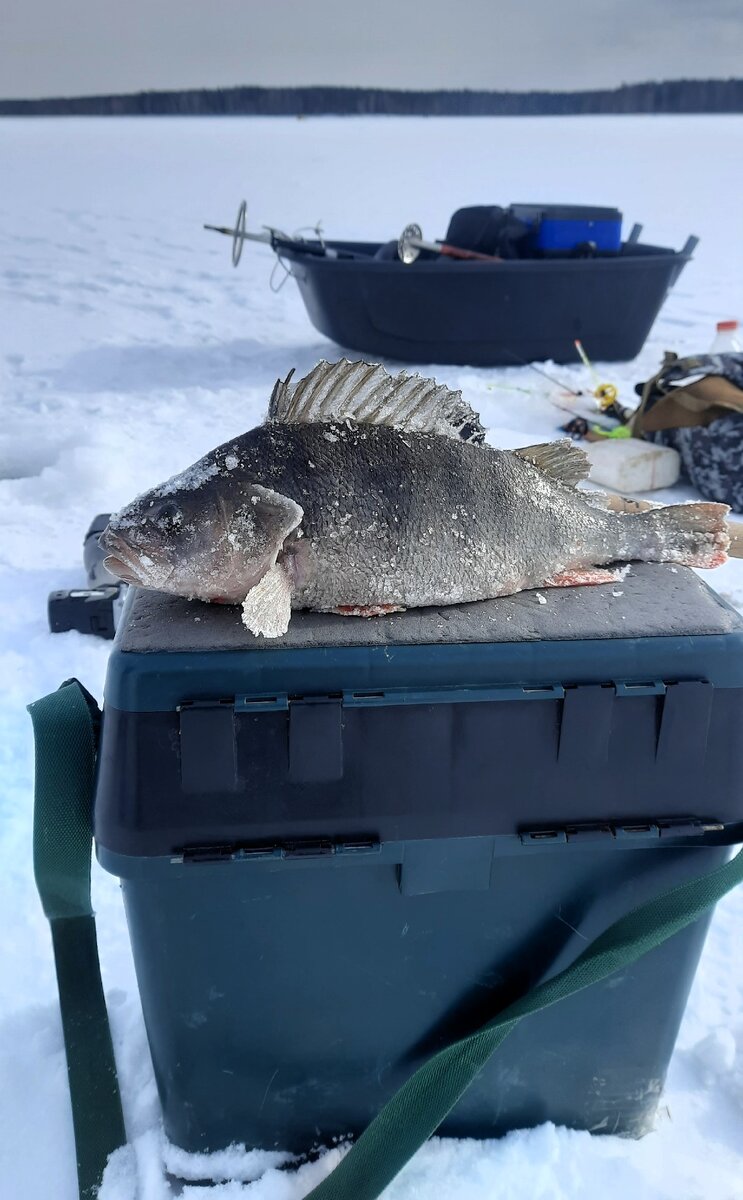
[514,440,590,487]
[267,359,485,443]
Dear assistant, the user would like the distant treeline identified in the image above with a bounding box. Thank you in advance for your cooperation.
[2,78,742,117]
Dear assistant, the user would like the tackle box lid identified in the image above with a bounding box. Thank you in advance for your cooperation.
[106,563,743,713]
[96,564,743,862]
[510,203,622,223]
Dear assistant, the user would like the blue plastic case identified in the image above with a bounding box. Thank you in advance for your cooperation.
[510,203,623,253]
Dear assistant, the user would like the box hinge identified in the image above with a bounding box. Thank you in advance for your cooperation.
[175,842,239,864]
[283,839,334,859]
[520,817,724,847]
[174,836,380,865]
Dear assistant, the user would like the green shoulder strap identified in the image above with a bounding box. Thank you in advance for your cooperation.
[29,679,743,1200]
[28,680,126,1199]
[306,839,743,1200]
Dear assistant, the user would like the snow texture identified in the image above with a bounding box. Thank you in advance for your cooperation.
[155,458,220,497]
[1,115,742,1199]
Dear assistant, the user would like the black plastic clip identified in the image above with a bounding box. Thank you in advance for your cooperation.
[559,684,614,767]
[288,697,344,783]
[178,700,238,794]
[656,681,713,771]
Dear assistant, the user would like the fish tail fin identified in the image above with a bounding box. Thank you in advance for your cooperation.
[633,502,730,568]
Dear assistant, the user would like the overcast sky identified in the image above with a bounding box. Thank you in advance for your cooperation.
[3,0,742,100]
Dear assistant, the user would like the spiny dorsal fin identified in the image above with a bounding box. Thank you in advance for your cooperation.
[267,359,485,443]
[514,440,590,487]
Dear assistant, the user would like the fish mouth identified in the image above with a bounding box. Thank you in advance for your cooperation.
[102,554,144,586]
[100,528,157,587]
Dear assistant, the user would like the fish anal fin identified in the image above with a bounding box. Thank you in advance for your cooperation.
[332,603,406,617]
[266,359,485,443]
[544,566,627,587]
[591,492,658,515]
[514,439,590,487]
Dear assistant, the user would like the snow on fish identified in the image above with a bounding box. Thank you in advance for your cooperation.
[100,359,730,638]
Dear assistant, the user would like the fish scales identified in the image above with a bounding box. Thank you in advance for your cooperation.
[181,423,609,609]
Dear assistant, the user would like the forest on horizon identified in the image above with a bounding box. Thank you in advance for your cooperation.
[1,78,742,116]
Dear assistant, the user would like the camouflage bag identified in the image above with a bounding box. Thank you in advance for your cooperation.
[633,353,743,512]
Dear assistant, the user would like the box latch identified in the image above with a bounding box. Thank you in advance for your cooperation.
[399,838,493,896]
[288,697,344,783]
[559,684,614,767]
[656,681,713,770]
[178,700,238,794]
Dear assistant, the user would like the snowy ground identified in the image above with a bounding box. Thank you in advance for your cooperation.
[1,115,742,1199]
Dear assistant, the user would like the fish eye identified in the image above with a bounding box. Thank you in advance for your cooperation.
[154,501,183,532]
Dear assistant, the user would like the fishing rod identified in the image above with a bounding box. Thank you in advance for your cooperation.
[397,223,502,265]
[500,350,582,397]
[502,344,630,419]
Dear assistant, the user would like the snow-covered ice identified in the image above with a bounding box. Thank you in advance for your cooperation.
[1,115,742,1199]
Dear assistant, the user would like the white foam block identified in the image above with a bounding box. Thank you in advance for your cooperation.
[584,438,680,493]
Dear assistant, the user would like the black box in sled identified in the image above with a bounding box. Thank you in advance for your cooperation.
[94,565,743,1156]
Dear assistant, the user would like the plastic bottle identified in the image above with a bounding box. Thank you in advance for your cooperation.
[710,320,741,353]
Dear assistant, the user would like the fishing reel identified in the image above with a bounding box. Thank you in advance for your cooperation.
[48,514,126,640]
[573,342,633,422]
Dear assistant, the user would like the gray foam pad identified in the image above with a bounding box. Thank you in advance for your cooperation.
[117,563,742,654]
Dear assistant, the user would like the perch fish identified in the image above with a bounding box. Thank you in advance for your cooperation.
[100,360,729,637]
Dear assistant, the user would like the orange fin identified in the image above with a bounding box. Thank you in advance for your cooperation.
[333,604,406,617]
[545,567,627,587]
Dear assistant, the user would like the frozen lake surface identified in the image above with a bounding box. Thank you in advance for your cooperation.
[0,115,742,1198]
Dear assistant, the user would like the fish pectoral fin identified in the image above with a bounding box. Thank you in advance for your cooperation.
[241,562,293,638]
[266,359,485,443]
[544,566,628,587]
[514,440,590,487]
